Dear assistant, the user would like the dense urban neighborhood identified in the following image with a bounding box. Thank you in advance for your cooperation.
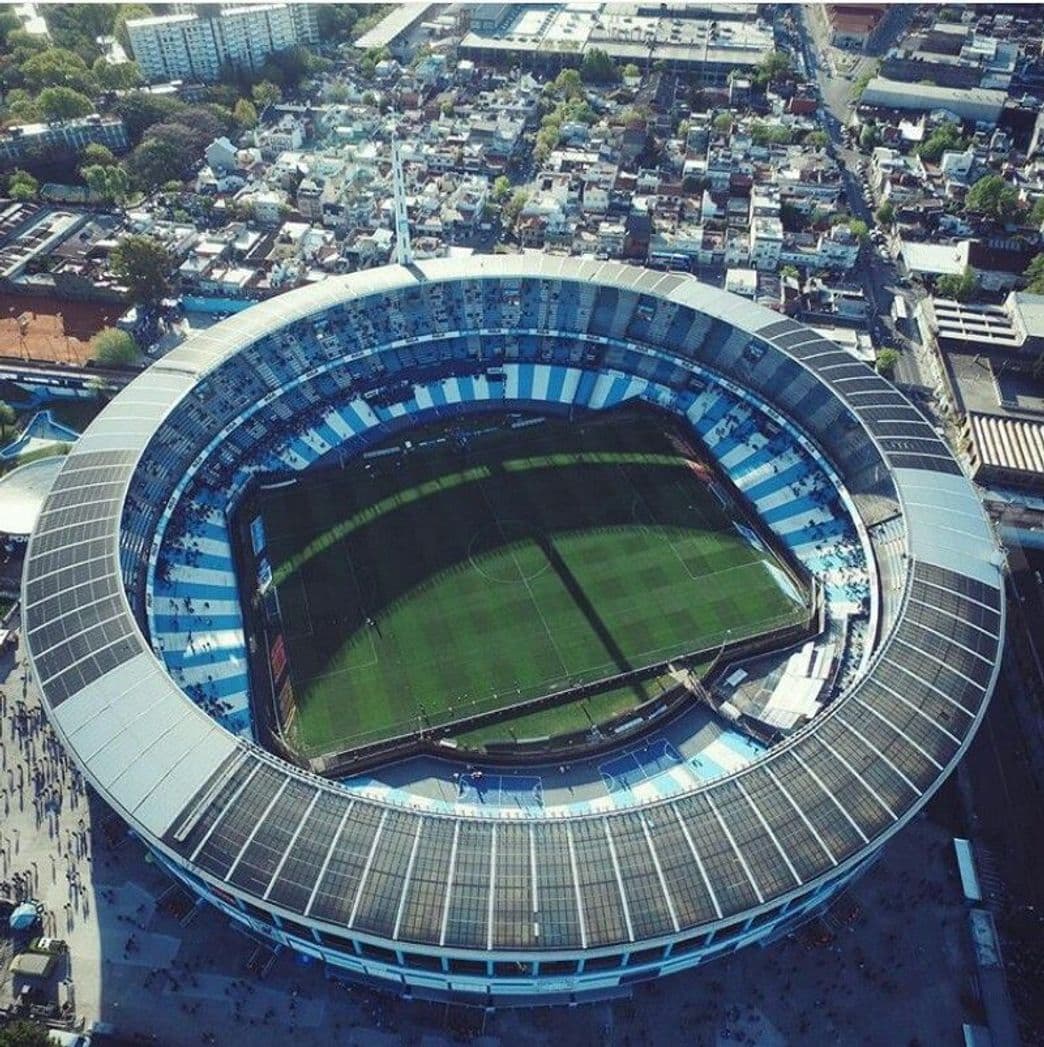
[1,4,1044,1047]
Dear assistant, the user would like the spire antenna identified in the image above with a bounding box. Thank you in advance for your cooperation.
[391,131,412,266]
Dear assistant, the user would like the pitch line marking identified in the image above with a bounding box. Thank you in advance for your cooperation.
[475,477,571,681]
[467,520,553,586]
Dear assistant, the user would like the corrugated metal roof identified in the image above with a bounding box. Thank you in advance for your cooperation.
[970,412,1044,476]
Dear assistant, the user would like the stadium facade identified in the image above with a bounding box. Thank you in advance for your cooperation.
[23,256,1004,1005]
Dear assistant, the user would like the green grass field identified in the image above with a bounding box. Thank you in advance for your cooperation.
[260,408,809,754]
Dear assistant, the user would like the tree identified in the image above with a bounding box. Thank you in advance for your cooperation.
[2,88,40,123]
[804,130,829,148]
[5,27,48,61]
[780,264,799,280]
[751,121,794,146]
[1032,197,1044,227]
[92,57,142,91]
[965,174,1018,221]
[618,106,648,130]
[21,47,97,95]
[875,347,900,378]
[1024,253,1044,294]
[82,163,130,203]
[858,122,879,150]
[491,175,511,203]
[712,112,733,133]
[317,4,358,42]
[113,90,185,143]
[503,188,529,227]
[552,67,584,101]
[45,4,117,63]
[623,63,641,80]
[233,97,258,130]
[114,4,152,52]
[109,235,172,304]
[0,9,21,42]
[875,201,895,226]
[409,41,432,70]
[85,373,112,400]
[533,130,556,165]
[0,1018,55,1047]
[267,44,318,88]
[357,43,390,79]
[580,48,619,84]
[846,218,869,241]
[936,266,976,302]
[90,327,141,367]
[126,135,182,189]
[204,83,241,109]
[127,107,228,186]
[916,120,965,162]
[80,142,117,167]
[0,401,16,439]
[533,92,596,163]
[182,104,233,140]
[37,85,94,121]
[852,66,877,100]
[351,8,387,40]
[754,49,790,85]
[7,169,39,202]
[251,80,282,108]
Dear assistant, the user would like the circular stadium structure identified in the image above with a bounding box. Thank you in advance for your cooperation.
[22,256,1005,1006]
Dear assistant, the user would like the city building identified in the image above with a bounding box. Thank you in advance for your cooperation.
[823,4,887,50]
[859,78,1007,125]
[126,4,316,84]
[916,291,1044,355]
[458,4,774,83]
[750,216,783,270]
[0,115,129,166]
[915,292,1044,489]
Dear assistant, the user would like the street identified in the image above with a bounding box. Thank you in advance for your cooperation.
[791,5,936,397]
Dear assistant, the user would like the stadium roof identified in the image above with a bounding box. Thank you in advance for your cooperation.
[0,455,64,536]
[23,255,1004,954]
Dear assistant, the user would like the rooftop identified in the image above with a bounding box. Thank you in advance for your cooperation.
[1011,292,1044,341]
[968,412,1044,477]
[125,12,197,28]
[354,3,436,51]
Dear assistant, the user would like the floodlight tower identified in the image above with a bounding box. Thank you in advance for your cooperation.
[391,133,413,267]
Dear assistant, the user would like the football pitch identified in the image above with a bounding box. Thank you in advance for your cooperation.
[259,408,809,753]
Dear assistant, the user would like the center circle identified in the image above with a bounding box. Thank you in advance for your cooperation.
[468,519,552,584]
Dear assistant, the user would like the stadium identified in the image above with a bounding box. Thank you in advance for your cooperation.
[22,256,1004,1005]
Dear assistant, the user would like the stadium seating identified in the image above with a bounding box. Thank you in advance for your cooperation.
[119,277,876,763]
